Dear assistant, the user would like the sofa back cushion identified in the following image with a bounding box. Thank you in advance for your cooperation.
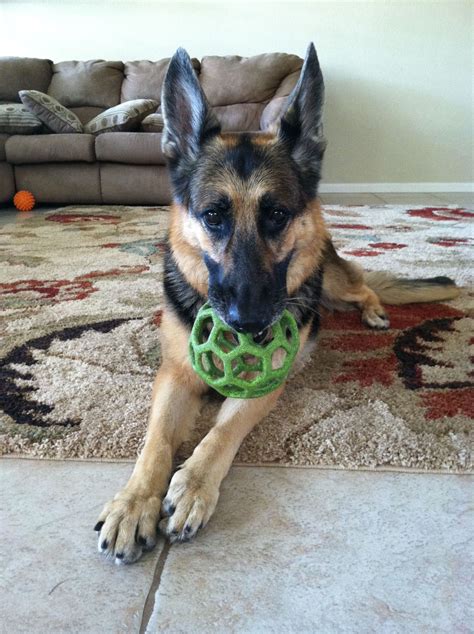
[70,107,104,125]
[0,57,52,102]
[0,53,302,133]
[48,60,124,109]
[199,53,302,131]
[121,58,200,104]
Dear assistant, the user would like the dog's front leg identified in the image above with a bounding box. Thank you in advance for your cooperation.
[95,312,206,563]
[159,324,311,542]
[159,387,283,542]
[95,364,204,563]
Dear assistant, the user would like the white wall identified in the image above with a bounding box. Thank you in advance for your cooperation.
[1,0,472,187]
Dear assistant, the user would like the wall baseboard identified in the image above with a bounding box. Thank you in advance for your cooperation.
[319,182,473,193]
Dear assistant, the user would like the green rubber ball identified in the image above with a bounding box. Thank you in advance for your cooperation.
[189,303,300,399]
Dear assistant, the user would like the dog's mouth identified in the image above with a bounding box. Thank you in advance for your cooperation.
[210,305,283,344]
[213,311,272,342]
[207,290,287,341]
[252,327,273,344]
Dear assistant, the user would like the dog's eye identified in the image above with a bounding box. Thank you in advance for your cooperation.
[203,210,223,228]
[269,208,289,228]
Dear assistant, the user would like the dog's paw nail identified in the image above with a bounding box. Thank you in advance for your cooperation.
[100,539,109,551]
[115,552,124,559]
[138,535,147,546]
[94,521,104,532]
[184,524,193,534]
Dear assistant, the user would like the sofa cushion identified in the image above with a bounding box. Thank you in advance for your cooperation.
[95,132,165,165]
[48,60,124,109]
[101,164,171,205]
[6,134,95,164]
[19,90,83,133]
[85,99,158,134]
[0,57,52,103]
[199,53,303,107]
[0,134,11,161]
[121,58,200,103]
[70,107,104,125]
[0,103,43,135]
[140,113,164,133]
[14,163,101,204]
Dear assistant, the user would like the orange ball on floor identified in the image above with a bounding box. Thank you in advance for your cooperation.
[14,190,36,212]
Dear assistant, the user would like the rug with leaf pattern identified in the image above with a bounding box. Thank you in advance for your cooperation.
[0,204,472,471]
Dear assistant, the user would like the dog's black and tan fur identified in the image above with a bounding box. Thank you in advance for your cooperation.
[95,44,459,563]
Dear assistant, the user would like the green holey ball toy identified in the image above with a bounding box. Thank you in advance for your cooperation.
[189,302,300,399]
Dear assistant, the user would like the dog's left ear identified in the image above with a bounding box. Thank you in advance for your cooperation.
[278,43,326,195]
[161,48,221,164]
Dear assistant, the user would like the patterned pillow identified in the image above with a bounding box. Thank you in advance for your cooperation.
[0,103,43,135]
[84,99,158,135]
[19,90,83,134]
[140,113,164,133]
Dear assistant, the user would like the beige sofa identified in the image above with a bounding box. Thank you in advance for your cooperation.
[0,54,303,206]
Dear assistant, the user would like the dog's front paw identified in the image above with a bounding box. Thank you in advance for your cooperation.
[94,491,161,564]
[159,466,219,543]
[362,307,390,329]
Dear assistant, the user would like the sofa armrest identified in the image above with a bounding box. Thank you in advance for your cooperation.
[0,162,15,204]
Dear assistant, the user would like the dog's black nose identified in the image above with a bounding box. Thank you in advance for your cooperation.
[226,304,270,335]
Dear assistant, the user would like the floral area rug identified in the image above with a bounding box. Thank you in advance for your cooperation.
[0,204,472,471]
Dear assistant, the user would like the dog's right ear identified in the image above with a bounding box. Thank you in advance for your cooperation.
[161,48,221,164]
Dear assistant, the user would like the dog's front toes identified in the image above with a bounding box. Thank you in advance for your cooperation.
[362,308,390,329]
[159,468,219,543]
[95,492,161,564]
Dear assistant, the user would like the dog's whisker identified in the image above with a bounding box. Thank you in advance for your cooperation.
[285,298,322,318]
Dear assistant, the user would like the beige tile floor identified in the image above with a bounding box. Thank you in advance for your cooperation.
[318,191,473,206]
[1,459,164,634]
[2,460,472,634]
[1,193,473,633]
[147,467,472,634]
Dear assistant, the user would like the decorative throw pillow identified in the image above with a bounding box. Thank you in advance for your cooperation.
[0,103,43,135]
[84,99,158,134]
[140,113,164,133]
[19,90,83,133]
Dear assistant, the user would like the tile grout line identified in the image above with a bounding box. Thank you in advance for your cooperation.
[370,193,388,203]
[139,541,172,634]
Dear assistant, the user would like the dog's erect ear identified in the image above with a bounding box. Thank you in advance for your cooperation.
[278,43,326,196]
[161,48,221,163]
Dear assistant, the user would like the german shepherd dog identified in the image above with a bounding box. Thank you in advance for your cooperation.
[95,44,458,563]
